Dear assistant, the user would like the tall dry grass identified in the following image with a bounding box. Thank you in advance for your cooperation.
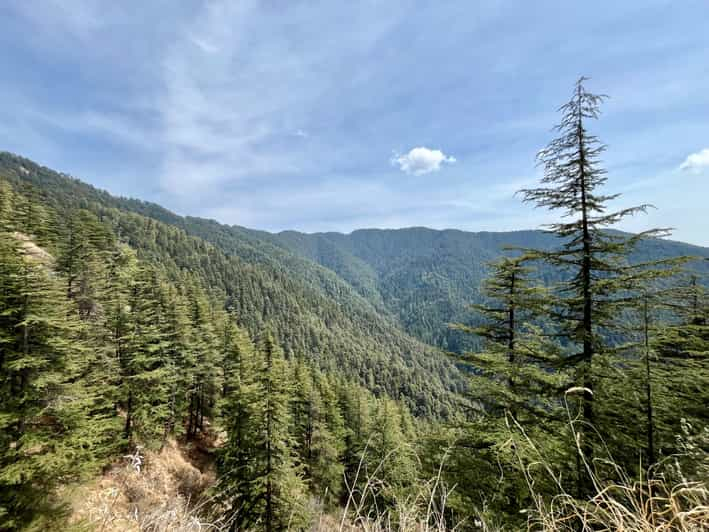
[70,414,707,531]
[325,394,708,532]
[506,390,709,532]
[315,443,460,532]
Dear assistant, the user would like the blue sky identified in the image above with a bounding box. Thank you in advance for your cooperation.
[1,1,708,245]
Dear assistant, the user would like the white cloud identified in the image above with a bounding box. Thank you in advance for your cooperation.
[391,147,456,175]
[679,148,709,173]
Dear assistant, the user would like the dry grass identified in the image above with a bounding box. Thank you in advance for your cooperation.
[311,443,463,532]
[322,410,708,532]
[505,395,709,532]
[531,478,709,532]
[69,439,228,532]
[12,231,54,265]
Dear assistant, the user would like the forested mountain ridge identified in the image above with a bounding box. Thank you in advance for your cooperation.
[1,75,708,531]
[0,181,424,530]
[260,226,709,352]
[0,151,465,418]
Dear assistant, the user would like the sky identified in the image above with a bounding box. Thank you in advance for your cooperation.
[1,1,708,246]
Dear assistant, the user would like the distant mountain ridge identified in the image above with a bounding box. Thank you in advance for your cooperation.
[257,226,709,351]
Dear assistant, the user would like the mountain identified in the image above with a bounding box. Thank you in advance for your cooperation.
[260,227,709,352]
[2,150,707,415]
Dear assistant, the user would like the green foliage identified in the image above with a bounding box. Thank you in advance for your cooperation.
[121,265,173,445]
[517,77,678,495]
[0,230,117,529]
[218,333,311,531]
[216,315,259,526]
[452,256,566,420]
[432,79,709,526]
[445,255,572,523]
[265,227,709,356]
[310,371,346,506]
[1,163,446,530]
[649,275,709,457]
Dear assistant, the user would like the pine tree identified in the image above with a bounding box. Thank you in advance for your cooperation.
[96,245,136,450]
[0,231,93,528]
[218,308,251,399]
[291,360,345,504]
[55,208,114,309]
[216,318,260,530]
[452,255,563,422]
[155,279,192,443]
[367,397,417,509]
[219,332,310,531]
[50,207,126,461]
[121,265,171,446]
[651,274,709,455]
[311,372,346,506]
[254,334,310,531]
[291,358,316,475]
[339,379,372,496]
[184,279,219,439]
[449,254,574,519]
[518,77,668,493]
[11,183,54,247]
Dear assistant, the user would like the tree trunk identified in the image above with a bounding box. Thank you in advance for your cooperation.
[577,83,595,496]
[265,384,273,532]
[125,389,133,441]
[508,269,517,419]
[187,392,194,439]
[644,296,656,467]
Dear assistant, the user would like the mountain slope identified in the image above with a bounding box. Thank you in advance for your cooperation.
[0,152,464,417]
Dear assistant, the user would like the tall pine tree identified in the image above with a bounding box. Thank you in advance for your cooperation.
[518,77,668,493]
[218,333,309,531]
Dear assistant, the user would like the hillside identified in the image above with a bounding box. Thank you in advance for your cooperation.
[262,227,709,351]
[4,5,709,529]
[0,152,464,418]
[2,150,707,531]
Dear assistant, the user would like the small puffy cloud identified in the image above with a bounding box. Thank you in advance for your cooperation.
[392,146,456,175]
[679,148,709,173]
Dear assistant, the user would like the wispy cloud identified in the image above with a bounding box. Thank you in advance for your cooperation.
[188,34,219,54]
[10,0,105,41]
[156,0,403,198]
